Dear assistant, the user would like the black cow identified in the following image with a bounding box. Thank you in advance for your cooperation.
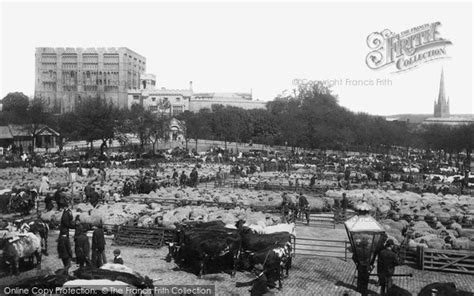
[177,220,226,229]
[236,220,292,252]
[74,266,154,290]
[170,228,241,278]
[241,242,292,290]
[238,228,292,252]
[418,282,474,296]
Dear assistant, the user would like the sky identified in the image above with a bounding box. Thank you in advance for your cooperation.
[1,1,472,116]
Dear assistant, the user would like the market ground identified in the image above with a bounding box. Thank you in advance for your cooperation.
[2,224,473,296]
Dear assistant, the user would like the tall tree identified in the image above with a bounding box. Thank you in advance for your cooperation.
[2,92,29,115]
[72,96,119,150]
[26,98,51,148]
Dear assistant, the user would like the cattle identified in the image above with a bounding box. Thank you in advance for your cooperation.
[20,220,49,255]
[386,285,412,296]
[241,242,292,290]
[169,228,241,278]
[62,279,135,295]
[6,273,72,295]
[101,263,137,275]
[2,232,42,275]
[247,222,296,237]
[8,190,37,215]
[417,282,474,296]
[177,220,226,229]
[73,265,154,290]
[238,227,292,252]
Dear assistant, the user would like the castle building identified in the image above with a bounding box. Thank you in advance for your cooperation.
[433,69,450,118]
[35,47,145,113]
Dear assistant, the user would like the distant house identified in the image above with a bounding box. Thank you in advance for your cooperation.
[0,124,60,150]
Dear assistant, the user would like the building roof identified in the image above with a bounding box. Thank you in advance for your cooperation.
[193,92,253,101]
[37,126,60,137]
[8,125,32,137]
[2,125,60,137]
[0,126,13,139]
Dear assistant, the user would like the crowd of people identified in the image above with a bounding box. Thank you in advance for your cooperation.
[56,200,122,275]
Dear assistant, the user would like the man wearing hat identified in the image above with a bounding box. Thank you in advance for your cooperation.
[377,239,400,296]
[59,201,75,236]
[236,263,268,296]
[298,192,310,225]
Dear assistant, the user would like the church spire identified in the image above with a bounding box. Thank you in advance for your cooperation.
[438,68,446,104]
[434,68,450,118]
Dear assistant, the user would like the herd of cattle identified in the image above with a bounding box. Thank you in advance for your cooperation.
[166,220,294,289]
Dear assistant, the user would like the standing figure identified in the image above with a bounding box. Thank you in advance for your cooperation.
[377,239,400,296]
[190,168,198,187]
[179,171,187,187]
[57,230,73,275]
[59,201,75,236]
[92,222,106,268]
[74,227,90,269]
[39,172,50,196]
[298,192,310,224]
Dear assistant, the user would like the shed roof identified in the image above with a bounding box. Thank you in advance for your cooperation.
[0,126,13,139]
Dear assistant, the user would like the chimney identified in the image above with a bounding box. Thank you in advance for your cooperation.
[189,81,193,92]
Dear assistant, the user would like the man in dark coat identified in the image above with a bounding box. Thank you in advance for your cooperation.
[44,193,54,211]
[341,192,348,214]
[377,239,400,296]
[236,264,269,296]
[59,202,75,236]
[190,168,198,187]
[92,222,106,268]
[57,230,73,275]
[84,182,94,203]
[179,171,187,187]
[74,227,90,268]
[54,187,63,210]
[89,190,100,208]
[280,193,290,222]
[298,192,310,224]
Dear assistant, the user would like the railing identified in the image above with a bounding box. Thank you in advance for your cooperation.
[295,213,336,229]
[422,247,474,275]
[294,237,350,261]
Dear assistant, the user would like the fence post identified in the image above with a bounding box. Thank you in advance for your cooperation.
[417,245,424,270]
[344,241,348,261]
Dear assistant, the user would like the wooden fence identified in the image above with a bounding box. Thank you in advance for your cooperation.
[296,213,336,229]
[294,237,350,261]
[113,225,175,248]
[422,247,474,275]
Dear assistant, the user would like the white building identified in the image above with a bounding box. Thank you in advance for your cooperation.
[128,74,192,116]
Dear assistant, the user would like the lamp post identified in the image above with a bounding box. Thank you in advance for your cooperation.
[344,202,386,296]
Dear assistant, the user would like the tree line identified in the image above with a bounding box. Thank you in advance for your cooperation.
[1,81,473,157]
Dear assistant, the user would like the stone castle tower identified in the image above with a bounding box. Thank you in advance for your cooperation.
[434,69,450,118]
